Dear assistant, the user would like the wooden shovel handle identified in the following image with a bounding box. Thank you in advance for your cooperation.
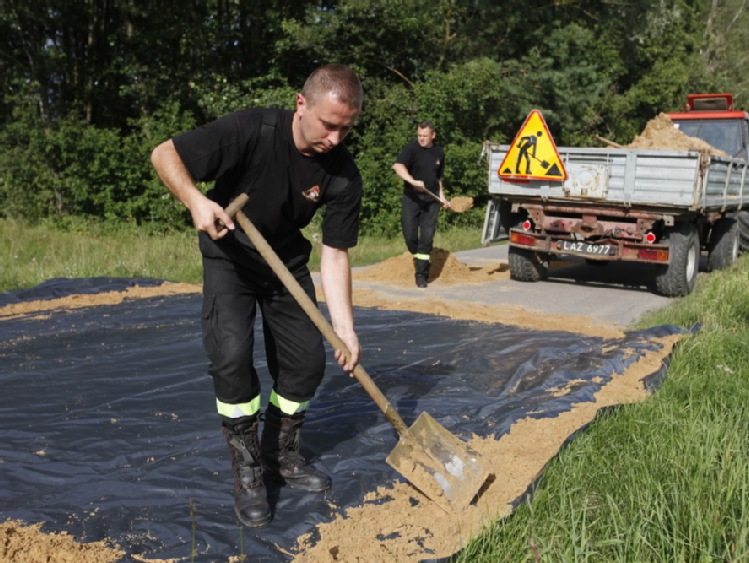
[225,194,409,436]
[420,188,448,206]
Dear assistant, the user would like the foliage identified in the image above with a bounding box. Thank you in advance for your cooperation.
[1,0,746,234]
[0,97,198,225]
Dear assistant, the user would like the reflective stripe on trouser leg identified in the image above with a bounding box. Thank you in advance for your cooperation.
[217,395,262,420]
[269,390,309,416]
[413,253,430,261]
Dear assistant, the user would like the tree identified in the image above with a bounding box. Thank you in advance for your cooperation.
[0,0,732,233]
[703,0,749,109]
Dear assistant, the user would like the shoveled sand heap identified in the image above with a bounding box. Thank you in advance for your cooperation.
[625,113,729,156]
[354,248,507,287]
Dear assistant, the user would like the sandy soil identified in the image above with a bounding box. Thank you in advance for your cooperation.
[292,333,680,562]
[1,113,699,562]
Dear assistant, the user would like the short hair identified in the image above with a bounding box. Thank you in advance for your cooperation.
[418,120,435,132]
[303,64,363,110]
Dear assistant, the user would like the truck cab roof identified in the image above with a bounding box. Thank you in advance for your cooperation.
[667,94,749,160]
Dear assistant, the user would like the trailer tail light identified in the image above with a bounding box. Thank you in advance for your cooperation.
[638,248,669,262]
[510,231,537,246]
[645,232,656,244]
[521,220,533,231]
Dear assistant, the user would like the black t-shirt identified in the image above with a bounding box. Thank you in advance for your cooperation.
[172,108,362,253]
[395,141,445,202]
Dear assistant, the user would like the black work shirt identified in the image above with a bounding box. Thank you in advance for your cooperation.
[395,141,445,203]
[172,108,362,256]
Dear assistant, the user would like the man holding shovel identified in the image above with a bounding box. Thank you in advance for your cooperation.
[392,121,449,288]
[150,64,363,528]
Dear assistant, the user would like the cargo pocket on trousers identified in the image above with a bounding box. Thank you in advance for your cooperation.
[201,294,219,364]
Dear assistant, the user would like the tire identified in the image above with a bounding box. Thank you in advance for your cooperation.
[737,210,749,253]
[655,223,700,297]
[707,217,738,271]
[508,246,548,282]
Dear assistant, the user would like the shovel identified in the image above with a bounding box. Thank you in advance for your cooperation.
[420,188,474,214]
[224,194,491,511]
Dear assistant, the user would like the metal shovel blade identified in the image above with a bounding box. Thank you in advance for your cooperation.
[386,412,491,511]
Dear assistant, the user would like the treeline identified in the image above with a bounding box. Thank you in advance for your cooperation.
[1,0,747,236]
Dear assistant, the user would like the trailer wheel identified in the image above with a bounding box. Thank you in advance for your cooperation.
[737,210,749,253]
[655,223,699,297]
[707,217,738,271]
[508,247,548,282]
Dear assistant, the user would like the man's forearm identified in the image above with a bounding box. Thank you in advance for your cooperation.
[392,163,421,187]
[151,139,234,238]
[320,245,354,334]
[151,140,204,209]
[320,244,360,372]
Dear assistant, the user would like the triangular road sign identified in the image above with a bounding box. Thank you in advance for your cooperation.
[498,110,567,181]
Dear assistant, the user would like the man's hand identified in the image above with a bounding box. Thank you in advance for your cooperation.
[334,329,360,375]
[188,193,235,240]
[411,180,426,193]
[151,139,234,239]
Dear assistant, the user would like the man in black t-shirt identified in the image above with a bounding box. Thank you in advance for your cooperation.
[151,64,363,528]
[392,121,449,288]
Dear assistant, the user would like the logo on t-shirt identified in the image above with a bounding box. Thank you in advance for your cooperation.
[302,185,321,202]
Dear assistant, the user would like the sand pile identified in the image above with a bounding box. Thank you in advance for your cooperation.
[0,520,126,563]
[625,113,729,156]
[354,248,507,287]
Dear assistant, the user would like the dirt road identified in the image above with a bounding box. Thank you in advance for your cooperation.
[349,243,671,331]
[454,244,670,326]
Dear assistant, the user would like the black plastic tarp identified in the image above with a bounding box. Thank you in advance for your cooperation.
[0,279,681,561]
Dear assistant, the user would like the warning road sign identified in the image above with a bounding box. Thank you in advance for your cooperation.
[498,110,567,181]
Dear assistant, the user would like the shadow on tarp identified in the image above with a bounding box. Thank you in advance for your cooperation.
[0,278,684,562]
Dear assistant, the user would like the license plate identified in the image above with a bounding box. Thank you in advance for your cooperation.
[560,240,615,256]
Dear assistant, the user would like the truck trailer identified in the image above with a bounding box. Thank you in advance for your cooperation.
[482,93,749,297]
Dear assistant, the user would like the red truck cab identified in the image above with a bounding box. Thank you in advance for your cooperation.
[667,93,749,160]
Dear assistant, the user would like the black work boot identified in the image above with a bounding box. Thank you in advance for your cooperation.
[223,417,272,528]
[261,405,331,492]
[415,258,430,288]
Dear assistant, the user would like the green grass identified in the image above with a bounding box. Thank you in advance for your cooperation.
[1,218,205,291]
[0,218,487,292]
[456,255,749,562]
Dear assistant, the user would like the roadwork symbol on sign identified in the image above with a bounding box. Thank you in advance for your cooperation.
[498,110,567,181]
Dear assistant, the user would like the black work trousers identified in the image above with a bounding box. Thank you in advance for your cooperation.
[199,234,326,406]
[401,193,440,256]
